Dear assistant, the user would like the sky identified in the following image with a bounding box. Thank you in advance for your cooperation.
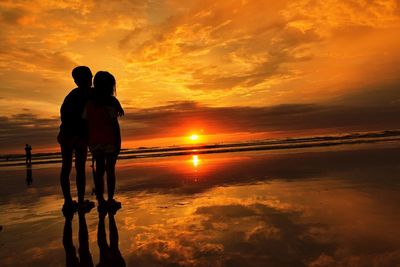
[0,0,400,153]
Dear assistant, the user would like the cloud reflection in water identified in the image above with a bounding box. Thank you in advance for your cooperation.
[0,145,400,266]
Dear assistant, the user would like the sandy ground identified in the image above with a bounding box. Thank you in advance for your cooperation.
[0,142,400,267]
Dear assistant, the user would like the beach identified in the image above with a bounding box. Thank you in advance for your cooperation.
[1,142,400,266]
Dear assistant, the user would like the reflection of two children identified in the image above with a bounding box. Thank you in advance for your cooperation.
[62,210,125,267]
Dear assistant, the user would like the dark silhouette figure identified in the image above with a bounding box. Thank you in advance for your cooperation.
[26,164,33,186]
[84,71,124,212]
[58,66,95,213]
[97,211,126,267]
[62,209,94,267]
[24,144,32,164]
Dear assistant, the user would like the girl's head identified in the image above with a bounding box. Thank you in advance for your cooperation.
[93,71,116,96]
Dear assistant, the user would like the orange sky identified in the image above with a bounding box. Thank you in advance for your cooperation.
[0,0,400,153]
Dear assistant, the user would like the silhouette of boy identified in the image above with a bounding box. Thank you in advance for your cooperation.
[58,66,95,212]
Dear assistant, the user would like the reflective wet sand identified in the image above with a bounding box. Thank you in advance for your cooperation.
[1,143,399,266]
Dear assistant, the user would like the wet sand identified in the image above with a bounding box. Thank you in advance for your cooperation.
[0,143,400,266]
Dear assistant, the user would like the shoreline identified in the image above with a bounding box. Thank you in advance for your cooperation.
[1,131,399,167]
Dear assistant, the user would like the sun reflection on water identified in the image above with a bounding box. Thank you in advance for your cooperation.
[189,155,201,182]
[192,155,200,168]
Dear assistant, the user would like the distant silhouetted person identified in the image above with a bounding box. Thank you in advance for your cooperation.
[58,66,95,213]
[24,144,32,164]
[97,211,126,266]
[26,165,33,186]
[84,71,123,213]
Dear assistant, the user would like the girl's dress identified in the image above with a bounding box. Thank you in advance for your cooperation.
[84,96,121,156]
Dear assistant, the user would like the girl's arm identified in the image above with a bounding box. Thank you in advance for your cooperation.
[111,97,124,117]
[112,117,121,153]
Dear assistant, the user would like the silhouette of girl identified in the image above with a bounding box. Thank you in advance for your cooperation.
[84,71,124,212]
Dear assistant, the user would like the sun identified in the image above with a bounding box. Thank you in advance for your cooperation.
[190,134,199,141]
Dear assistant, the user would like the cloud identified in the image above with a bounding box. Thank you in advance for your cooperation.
[1,0,399,117]
[117,0,400,107]
[0,47,78,72]
[124,201,333,267]
[0,0,399,153]
[120,1,322,92]
[120,100,400,140]
[1,96,399,153]
[0,0,149,71]
[283,0,400,35]
[0,113,59,153]
[0,6,29,25]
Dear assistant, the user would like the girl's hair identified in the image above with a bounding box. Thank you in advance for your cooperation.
[93,71,116,96]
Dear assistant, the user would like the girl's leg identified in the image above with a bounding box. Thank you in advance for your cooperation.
[105,154,117,201]
[94,155,106,203]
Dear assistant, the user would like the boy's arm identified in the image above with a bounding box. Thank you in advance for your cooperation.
[60,98,68,122]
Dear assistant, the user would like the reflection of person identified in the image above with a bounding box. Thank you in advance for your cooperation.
[24,144,32,164]
[58,66,95,213]
[62,211,79,266]
[62,209,94,267]
[97,211,126,267]
[84,71,123,212]
[26,165,32,186]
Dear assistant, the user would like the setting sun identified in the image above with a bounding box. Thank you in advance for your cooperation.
[189,134,199,141]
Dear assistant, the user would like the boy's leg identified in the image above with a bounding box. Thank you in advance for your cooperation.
[75,144,87,204]
[62,210,79,266]
[60,144,73,204]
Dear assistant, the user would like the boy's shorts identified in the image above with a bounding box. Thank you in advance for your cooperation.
[57,132,88,161]
[57,132,87,150]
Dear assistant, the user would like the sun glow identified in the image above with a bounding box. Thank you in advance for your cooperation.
[190,134,199,141]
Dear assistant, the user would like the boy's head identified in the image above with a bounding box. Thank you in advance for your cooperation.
[72,66,93,88]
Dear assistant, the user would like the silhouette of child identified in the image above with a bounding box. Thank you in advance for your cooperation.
[84,71,123,213]
[58,66,95,213]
